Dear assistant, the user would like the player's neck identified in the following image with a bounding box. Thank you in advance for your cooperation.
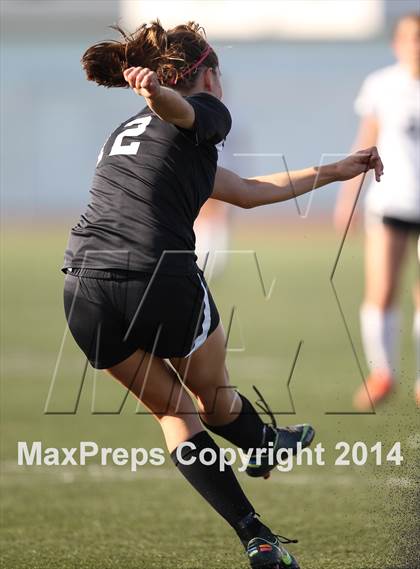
[401,61,420,79]
[177,86,213,97]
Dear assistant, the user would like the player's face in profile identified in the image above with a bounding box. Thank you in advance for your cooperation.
[393,18,420,68]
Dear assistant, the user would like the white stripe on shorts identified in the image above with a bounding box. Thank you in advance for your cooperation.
[185,272,211,357]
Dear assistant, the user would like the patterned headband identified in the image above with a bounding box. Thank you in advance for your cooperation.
[170,44,213,85]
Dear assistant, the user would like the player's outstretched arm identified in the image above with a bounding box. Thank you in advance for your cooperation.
[212,147,383,209]
[123,67,195,129]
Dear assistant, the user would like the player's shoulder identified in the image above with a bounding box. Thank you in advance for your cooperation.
[363,64,402,87]
[183,92,232,145]
[186,91,225,105]
[186,92,231,117]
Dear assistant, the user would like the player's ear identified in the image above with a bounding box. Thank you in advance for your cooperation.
[202,67,214,92]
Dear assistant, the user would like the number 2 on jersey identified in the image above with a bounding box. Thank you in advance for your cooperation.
[109,116,152,157]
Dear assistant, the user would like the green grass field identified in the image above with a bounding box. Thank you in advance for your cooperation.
[1,221,419,569]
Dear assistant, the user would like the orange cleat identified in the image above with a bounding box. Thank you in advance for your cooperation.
[415,383,420,408]
[353,371,394,411]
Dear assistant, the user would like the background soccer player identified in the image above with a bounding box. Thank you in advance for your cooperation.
[335,13,420,410]
[63,20,383,569]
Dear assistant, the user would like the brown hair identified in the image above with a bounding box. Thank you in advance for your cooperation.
[81,20,218,89]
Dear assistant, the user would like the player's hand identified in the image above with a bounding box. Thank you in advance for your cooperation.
[335,146,384,183]
[123,67,161,99]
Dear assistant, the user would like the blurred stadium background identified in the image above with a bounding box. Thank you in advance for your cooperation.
[1,1,419,568]
[1,0,418,217]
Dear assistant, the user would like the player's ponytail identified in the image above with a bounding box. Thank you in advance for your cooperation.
[82,39,128,88]
[81,19,218,90]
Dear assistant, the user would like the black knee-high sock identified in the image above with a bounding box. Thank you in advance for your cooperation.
[202,394,275,451]
[170,430,263,543]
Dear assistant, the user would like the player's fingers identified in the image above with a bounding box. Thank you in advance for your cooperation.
[374,149,384,175]
[368,146,384,182]
[140,71,156,89]
[135,68,150,90]
[124,67,140,84]
[126,67,145,89]
[372,157,384,182]
[123,67,134,80]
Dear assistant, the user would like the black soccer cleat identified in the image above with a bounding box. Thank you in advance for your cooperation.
[246,530,300,569]
[245,423,315,478]
[246,387,315,479]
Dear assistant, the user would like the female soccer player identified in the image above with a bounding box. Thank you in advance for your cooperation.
[335,13,420,410]
[63,21,383,569]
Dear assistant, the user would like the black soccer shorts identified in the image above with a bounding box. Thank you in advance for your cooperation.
[63,267,220,369]
[382,215,420,235]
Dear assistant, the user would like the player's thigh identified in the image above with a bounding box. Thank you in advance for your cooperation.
[418,234,420,264]
[413,280,420,310]
[106,348,197,419]
[364,221,410,307]
[412,239,420,309]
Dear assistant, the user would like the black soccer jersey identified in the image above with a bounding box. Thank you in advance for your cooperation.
[63,92,232,274]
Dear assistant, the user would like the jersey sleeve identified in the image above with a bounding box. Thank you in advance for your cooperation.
[185,92,232,145]
[354,73,378,117]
